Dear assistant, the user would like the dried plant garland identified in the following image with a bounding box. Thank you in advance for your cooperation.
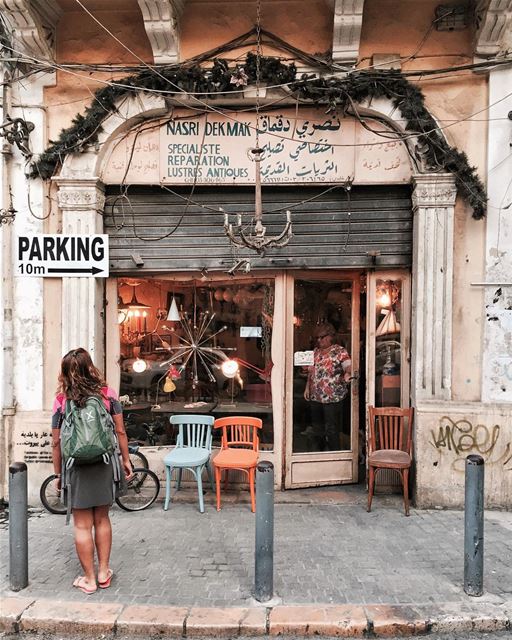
[31,54,486,218]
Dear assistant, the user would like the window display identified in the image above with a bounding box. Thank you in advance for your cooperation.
[374,279,402,407]
[117,278,274,448]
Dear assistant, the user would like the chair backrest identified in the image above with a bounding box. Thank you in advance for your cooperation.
[367,406,414,455]
[169,414,214,451]
[213,416,262,452]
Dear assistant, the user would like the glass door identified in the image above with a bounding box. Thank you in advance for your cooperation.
[366,271,411,409]
[285,273,360,488]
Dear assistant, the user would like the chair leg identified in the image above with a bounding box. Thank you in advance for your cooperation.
[164,465,172,510]
[176,468,183,491]
[224,469,229,490]
[197,466,204,514]
[367,466,375,512]
[249,467,256,513]
[215,466,222,511]
[206,461,215,492]
[403,468,410,516]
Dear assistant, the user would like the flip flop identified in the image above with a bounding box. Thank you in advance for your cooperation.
[72,576,97,595]
[98,568,113,589]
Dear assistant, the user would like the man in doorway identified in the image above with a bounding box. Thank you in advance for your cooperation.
[304,323,352,451]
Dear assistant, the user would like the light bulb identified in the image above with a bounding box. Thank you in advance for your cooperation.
[221,359,239,379]
[132,358,147,373]
[377,292,391,308]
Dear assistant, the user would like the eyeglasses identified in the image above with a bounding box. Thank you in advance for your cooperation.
[316,334,329,340]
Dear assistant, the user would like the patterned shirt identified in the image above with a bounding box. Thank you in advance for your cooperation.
[51,386,122,428]
[309,345,351,403]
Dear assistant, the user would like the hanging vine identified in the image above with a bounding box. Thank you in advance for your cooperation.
[30,54,486,219]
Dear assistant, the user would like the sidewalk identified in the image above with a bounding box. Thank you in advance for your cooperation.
[1,486,511,637]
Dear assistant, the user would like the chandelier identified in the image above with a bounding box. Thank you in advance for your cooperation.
[223,147,292,254]
[223,0,292,255]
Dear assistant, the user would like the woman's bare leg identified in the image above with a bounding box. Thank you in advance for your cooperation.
[93,504,112,583]
[72,508,97,590]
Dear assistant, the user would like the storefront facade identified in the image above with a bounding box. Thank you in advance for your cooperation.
[1,1,510,508]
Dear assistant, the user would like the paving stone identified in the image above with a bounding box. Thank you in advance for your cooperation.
[1,501,512,611]
[269,605,367,636]
[365,604,427,636]
[19,597,122,635]
[116,604,188,636]
[186,606,252,636]
[0,596,35,633]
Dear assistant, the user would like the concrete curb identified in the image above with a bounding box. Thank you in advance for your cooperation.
[1,596,511,637]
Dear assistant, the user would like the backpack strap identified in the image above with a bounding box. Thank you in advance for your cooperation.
[100,386,115,415]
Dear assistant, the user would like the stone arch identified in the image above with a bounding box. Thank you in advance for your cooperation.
[55,90,456,402]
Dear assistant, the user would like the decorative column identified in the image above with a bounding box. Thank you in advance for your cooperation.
[55,178,106,363]
[411,174,456,402]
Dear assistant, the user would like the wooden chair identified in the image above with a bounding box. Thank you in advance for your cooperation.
[212,416,262,512]
[367,406,414,516]
[163,414,215,513]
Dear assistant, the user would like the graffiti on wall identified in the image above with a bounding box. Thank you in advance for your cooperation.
[430,416,512,472]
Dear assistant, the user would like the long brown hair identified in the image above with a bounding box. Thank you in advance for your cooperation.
[58,348,107,407]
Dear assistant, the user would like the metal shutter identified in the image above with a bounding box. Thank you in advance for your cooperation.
[104,185,412,273]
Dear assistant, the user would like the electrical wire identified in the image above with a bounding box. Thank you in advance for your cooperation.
[3,7,509,222]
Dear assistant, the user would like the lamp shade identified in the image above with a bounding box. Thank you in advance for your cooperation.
[166,296,181,321]
[127,286,151,310]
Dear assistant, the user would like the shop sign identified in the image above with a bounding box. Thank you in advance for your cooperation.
[15,234,109,277]
[101,108,411,186]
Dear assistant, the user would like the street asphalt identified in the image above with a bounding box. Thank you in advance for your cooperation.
[1,485,511,636]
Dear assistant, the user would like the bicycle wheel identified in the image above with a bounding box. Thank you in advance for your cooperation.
[116,468,160,512]
[40,474,66,515]
[129,448,149,471]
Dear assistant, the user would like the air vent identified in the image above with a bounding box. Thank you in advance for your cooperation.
[435,4,470,31]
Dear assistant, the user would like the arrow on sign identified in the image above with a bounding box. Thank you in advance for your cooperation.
[47,267,104,275]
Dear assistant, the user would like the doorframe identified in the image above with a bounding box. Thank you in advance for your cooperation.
[284,270,361,489]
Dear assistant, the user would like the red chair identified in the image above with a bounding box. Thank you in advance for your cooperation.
[213,416,262,512]
[367,406,414,516]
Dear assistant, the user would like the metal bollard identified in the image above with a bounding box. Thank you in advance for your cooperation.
[9,462,28,591]
[254,460,274,603]
[464,454,484,596]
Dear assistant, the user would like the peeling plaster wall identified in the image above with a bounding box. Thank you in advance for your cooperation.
[482,65,512,403]
[181,0,332,59]
[1,73,54,498]
[415,403,512,508]
[56,1,152,64]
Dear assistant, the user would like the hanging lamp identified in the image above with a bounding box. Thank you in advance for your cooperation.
[166,295,181,322]
[223,0,292,254]
[126,286,151,311]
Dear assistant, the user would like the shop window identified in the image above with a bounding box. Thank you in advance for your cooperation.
[118,278,274,449]
[374,279,402,407]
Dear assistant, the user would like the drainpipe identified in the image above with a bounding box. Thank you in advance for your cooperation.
[1,69,16,502]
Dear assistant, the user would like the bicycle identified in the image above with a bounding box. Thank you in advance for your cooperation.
[127,441,149,470]
[40,462,160,514]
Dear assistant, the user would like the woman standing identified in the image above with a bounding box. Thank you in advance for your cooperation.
[51,348,132,595]
[304,323,352,451]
